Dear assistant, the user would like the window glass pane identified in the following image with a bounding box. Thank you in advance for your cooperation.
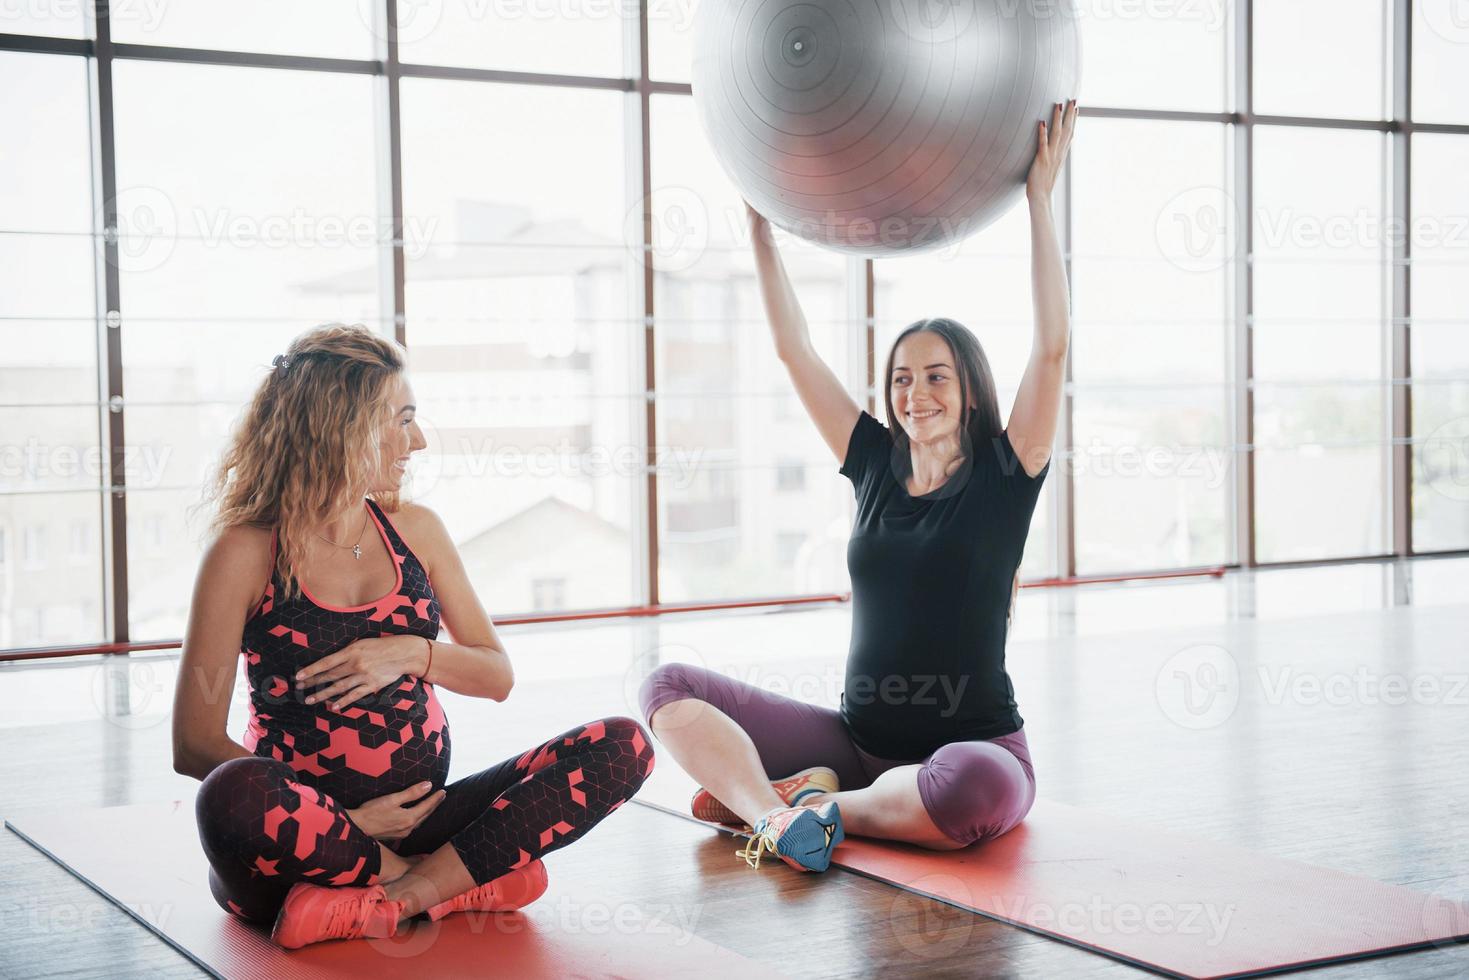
[1253,126,1388,561]
[2,321,96,402]
[873,204,1055,580]
[1412,1,1469,124]
[1077,0,1227,111]
[649,0,697,83]
[1,52,91,233]
[401,79,629,250]
[395,0,628,77]
[1072,387,1229,572]
[112,61,385,638]
[1411,134,1469,550]
[0,0,89,38]
[1410,134,1469,374]
[0,52,104,650]
[112,61,383,323]
[402,79,639,612]
[1254,0,1386,120]
[0,492,106,647]
[127,488,201,639]
[1412,382,1469,551]
[1,53,96,320]
[1254,382,1389,562]
[1256,446,1389,563]
[650,94,856,601]
[1070,117,1232,571]
[111,0,375,59]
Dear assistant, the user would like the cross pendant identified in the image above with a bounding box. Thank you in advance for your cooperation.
[352,545,362,560]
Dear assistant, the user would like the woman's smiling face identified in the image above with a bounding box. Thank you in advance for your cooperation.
[372,374,426,493]
[889,330,968,445]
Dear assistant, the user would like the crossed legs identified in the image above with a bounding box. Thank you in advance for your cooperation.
[638,662,1033,852]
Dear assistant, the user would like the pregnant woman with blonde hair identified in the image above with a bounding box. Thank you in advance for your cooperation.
[173,324,655,947]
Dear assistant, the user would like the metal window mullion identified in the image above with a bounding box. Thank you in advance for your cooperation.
[1056,158,1076,580]
[0,32,90,55]
[1231,0,1255,568]
[89,1,129,647]
[382,0,407,346]
[1390,0,1412,556]
[635,1,659,608]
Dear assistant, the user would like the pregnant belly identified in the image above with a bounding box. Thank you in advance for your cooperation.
[246,674,452,809]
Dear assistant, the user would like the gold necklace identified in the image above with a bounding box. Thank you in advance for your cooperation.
[317,505,370,560]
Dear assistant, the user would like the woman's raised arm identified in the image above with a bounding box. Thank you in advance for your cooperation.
[747,202,862,465]
[1007,99,1078,479]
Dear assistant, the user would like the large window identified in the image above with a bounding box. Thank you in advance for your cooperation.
[1,1,1466,657]
[401,79,642,610]
[1070,118,1231,573]
[0,52,104,649]
[1252,127,1389,563]
[651,95,857,601]
[1411,135,1469,551]
[112,61,384,639]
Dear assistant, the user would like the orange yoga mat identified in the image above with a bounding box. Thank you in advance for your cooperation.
[634,779,1469,980]
[6,800,766,979]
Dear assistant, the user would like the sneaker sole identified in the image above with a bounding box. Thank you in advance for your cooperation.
[271,882,321,949]
[775,804,845,873]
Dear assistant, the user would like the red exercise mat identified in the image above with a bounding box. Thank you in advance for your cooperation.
[7,799,767,979]
[633,776,1469,980]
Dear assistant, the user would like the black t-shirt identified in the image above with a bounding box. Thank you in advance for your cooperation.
[838,410,1049,759]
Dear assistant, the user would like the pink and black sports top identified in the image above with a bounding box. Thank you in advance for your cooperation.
[241,497,450,809]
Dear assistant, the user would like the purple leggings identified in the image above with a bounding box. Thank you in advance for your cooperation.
[638,662,1035,846]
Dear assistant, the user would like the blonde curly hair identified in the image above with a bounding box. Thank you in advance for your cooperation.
[203,323,408,600]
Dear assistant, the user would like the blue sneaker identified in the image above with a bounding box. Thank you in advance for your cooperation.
[735,801,844,872]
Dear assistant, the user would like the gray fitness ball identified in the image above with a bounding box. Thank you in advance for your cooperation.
[692,0,1081,255]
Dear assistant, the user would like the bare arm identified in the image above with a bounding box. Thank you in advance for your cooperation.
[1007,100,1078,479]
[747,203,862,464]
[171,526,272,780]
[401,503,513,702]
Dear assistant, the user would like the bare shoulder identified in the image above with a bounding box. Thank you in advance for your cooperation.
[208,523,273,569]
[199,523,274,614]
[391,500,455,572]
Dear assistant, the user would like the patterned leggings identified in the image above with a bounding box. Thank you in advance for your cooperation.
[195,715,655,923]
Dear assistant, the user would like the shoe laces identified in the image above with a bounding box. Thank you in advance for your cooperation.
[321,893,372,939]
[454,881,494,909]
[736,830,779,870]
[736,813,788,870]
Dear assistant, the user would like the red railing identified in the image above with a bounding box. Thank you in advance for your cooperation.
[0,566,1232,664]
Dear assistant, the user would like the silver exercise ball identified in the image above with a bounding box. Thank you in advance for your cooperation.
[692,0,1081,255]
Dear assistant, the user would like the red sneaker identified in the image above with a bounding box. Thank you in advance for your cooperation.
[691,766,839,826]
[424,860,549,922]
[271,882,404,949]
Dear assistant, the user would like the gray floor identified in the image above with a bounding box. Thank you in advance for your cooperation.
[3,556,1468,977]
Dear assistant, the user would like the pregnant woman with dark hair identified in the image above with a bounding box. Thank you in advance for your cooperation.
[639,101,1077,872]
[172,324,655,948]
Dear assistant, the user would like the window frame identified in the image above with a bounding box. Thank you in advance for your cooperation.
[1,0,1466,661]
